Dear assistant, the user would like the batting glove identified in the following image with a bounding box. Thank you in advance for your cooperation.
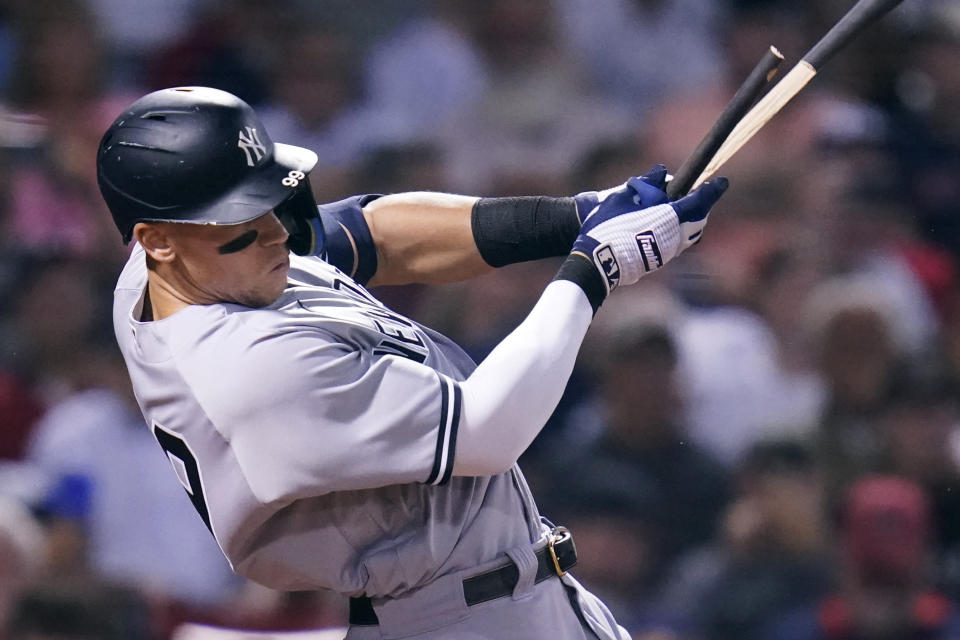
[571,164,672,222]
[555,166,728,312]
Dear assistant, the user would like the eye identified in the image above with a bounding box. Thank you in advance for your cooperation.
[217,230,259,254]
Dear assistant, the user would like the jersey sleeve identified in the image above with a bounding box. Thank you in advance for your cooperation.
[317,195,381,285]
[191,325,461,503]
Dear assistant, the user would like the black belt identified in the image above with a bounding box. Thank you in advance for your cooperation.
[349,527,577,626]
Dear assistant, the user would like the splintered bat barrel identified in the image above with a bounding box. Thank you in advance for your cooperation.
[665,46,784,200]
[682,0,906,192]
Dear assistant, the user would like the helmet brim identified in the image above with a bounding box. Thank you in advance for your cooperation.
[192,142,320,227]
[128,142,320,236]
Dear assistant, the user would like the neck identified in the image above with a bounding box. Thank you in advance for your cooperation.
[145,269,196,320]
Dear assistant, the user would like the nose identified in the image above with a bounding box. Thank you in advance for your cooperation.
[259,211,289,247]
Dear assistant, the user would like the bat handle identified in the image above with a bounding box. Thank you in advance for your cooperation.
[666,46,784,200]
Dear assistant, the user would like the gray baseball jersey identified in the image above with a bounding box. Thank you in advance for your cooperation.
[113,243,628,639]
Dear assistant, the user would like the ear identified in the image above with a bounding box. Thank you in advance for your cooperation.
[133,223,176,263]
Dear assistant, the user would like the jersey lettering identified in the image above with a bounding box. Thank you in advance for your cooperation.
[333,278,379,304]
[373,340,428,363]
[153,423,213,534]
[332,278,430,362]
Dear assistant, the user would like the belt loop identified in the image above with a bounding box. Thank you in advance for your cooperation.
[505,544,538,601]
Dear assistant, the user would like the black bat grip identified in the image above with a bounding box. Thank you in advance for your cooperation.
[666,46,783,200]
[804,0,904,70]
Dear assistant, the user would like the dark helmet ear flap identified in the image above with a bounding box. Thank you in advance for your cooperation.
[276,175,323,256]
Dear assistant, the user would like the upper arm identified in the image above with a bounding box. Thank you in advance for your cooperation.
[318,192,490,287]
[361,192,491,287]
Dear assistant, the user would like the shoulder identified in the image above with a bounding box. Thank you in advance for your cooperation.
[171,300,357,420]
[287,252,353,287]
[174,299,348,369]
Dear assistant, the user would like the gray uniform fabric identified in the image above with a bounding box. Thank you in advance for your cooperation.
[113,245,630,639]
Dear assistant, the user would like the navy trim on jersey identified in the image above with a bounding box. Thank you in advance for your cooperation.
[316,194,381,285]
[426,375,461,486]
[439,382,461,485]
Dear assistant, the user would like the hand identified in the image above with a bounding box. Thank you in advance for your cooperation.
[572,166,728,293]
[572,164,671,222]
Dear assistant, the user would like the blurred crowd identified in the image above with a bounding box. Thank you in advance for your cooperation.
[0,0,958,638]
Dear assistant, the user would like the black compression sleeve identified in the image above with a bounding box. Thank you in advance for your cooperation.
[471,197,580,268]
[553,253,607,315]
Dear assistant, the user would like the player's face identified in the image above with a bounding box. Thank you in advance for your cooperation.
[168,211,291,308]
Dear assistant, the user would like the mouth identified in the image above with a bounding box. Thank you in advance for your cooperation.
[270,255,290,273]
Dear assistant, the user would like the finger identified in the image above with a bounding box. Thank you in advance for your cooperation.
[626,174,669,208]
[672,177,729,224]
[636,164,668,191]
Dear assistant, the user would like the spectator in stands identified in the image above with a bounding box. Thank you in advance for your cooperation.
[804,277,903,503]
[25,345,242,624]
[762,475,960,640]
[659,439,832,640]
[878,363,960,600]
[435,0,634,193]
[1,0,135,264]
[4,578,152,640]
[143,0,278,106]
[541,319,730,593]
[0,256,113,407]
[0,496,46,631]
[256,21,385,203]
[554,0,727,114]
[361,0,488,145]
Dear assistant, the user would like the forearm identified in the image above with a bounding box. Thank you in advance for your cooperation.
[453,279,593,477]
[449,173,730,477]
[363,192,583,287]
[363,192,489,287]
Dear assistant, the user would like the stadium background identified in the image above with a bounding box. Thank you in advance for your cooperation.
[0,0,958,638]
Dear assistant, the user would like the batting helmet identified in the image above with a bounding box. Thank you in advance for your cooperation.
[97,86,319,243]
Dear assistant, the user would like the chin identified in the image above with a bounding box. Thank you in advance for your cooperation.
[237,297,272,309]
[233,284,285,308]
[230,269,288,308]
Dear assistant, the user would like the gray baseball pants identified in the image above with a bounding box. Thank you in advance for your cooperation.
[344,539,631,639]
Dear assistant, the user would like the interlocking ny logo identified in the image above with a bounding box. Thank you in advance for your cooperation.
[237,127,266,167]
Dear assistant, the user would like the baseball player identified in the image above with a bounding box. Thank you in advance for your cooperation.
[98,87,727,639]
